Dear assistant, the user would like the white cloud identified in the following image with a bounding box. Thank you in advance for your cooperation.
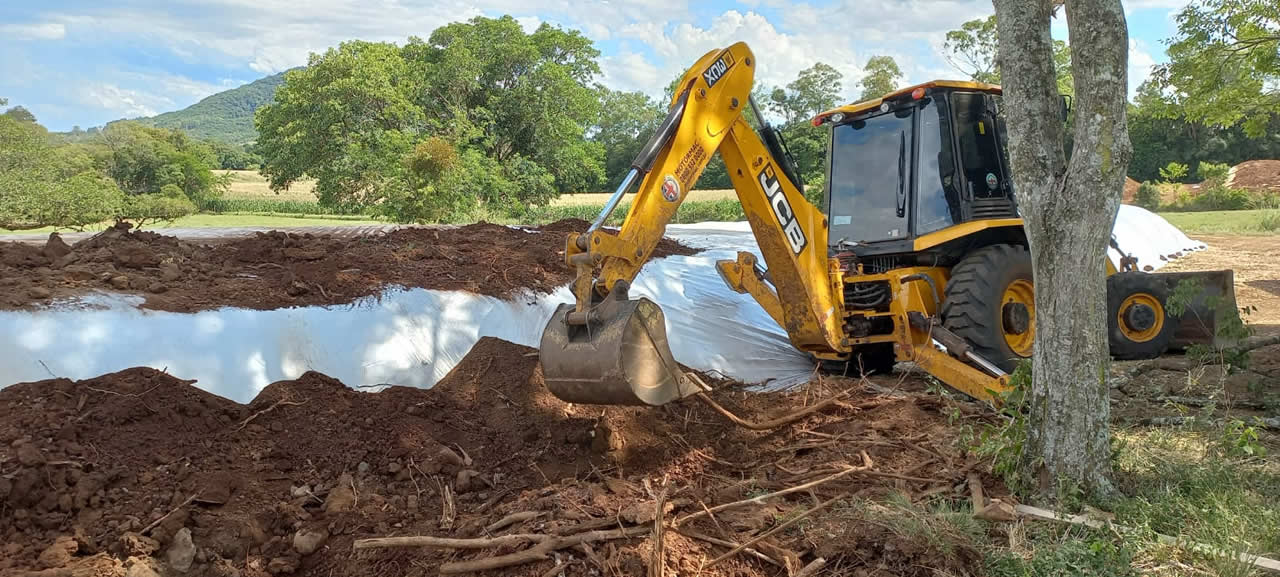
[1128,38,1157,96]
[1,21,67,40]
[82,84,164,118]
[636,10,863,101]
[515,16,542,33]
[6,0,1188,130]
[601,51,662,94]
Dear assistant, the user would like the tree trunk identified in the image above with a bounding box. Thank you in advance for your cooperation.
[994,0,1132,498]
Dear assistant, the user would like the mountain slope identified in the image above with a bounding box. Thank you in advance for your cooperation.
[127,72,288,144]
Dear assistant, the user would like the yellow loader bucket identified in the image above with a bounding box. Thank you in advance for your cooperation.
[539,296,699,406]
[1151,270,1241,349]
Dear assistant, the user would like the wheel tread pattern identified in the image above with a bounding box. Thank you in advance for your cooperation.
[941,243,1032,372]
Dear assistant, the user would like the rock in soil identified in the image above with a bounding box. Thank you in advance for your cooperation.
[37,536,78,569]
[167,527,195,572]
[292,526,329,556]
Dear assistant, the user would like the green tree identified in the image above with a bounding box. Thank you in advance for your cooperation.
[409,16,605,193]
[0,114,126,230]
[256,17,606,221]
[945,16,1001,83]
[95,122,224,209]
[858,56,903,100]
[767,63,843,126]
[208,140,261,170]
[1150,0,1278,137]
[1159,161,1189,182]
[1127,79,1280,182]
[3,106,37,124]
[593,89,663,188]
[1135,182,1162,210]
[945,15,1075,93]
[256,40,422,210]
[762,63,844,202]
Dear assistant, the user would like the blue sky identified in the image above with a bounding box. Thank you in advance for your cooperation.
[1,0,1190,132]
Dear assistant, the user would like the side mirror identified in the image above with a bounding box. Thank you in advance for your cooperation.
[1059,95,1072,122]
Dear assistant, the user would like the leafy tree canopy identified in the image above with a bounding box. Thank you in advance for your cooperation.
[944,16,1000,84]
[0,113,126,230]
[256,16,606,222]
[858,56,903,101]
[594,89,663,189]
[944,15,1074,94]
[1149,0,1278,137]
[3,105,37,124]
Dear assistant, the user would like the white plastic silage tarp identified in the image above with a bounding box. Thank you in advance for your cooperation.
[0,224,811,402]
[0,211,1203,402]
[1110,205,1207,271]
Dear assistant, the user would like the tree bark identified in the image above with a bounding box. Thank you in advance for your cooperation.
[994,0,1131,498]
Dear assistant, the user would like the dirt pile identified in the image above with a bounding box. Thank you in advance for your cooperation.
[0,220,698,313]
[0,338,991,577]
[1228,159,1280,194]
[1122,177,1141,203]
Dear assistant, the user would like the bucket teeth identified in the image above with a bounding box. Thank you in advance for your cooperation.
[539,297,695,406]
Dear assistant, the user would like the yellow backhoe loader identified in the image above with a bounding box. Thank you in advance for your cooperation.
[539,42,1237,405]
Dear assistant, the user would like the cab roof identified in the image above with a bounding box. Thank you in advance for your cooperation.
[812,79,1002,126]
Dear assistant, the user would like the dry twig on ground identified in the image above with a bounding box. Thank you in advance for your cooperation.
[352,525,651,574]
[233,398,306,432]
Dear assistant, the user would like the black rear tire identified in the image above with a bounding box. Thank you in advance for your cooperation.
[941,243,1034,373]
[1107,272,1176,360]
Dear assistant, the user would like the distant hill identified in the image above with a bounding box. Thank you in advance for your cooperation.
[117,71,289,145]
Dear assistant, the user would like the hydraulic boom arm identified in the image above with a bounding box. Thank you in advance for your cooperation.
[540,42,848,406]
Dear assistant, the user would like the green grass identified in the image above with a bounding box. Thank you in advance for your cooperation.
[202,197,372,216]
[976,425,1280,577]
[1160,209,1280,235]
[1108,426,1280,577]
[0,213,383,235]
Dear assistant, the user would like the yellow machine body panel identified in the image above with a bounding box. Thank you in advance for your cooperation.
[813,79,1002,126]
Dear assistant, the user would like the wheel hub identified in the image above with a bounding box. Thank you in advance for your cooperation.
[1123,303,1157,332]
[1002,302,1031,335]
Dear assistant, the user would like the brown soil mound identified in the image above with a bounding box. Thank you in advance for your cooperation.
[1228,159,1280,193]
[0,220,698,313]
[1122,177,1141,203]
[0,338,990,577]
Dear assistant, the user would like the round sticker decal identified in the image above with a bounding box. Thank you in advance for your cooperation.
[985,172,999,190]
[661,175,681,202]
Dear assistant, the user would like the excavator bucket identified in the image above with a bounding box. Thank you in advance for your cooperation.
[539,296,699,406]
[1152,270,1241,349]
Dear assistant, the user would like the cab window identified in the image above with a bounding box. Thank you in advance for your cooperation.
[915,99,958,235]
[827,108,913,244]
[951,92,1006,199]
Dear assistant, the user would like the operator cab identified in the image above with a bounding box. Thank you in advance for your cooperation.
[815,81,1021,266]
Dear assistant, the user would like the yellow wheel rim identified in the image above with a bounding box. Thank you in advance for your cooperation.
[1117,293,1165,342]
[1002,279,1035,357]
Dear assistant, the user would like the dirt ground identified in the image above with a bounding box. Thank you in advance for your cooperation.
[1114,233,1280,423]
[0,219,697,313]
[0,338,995,577]
[1162,234,1280,332]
